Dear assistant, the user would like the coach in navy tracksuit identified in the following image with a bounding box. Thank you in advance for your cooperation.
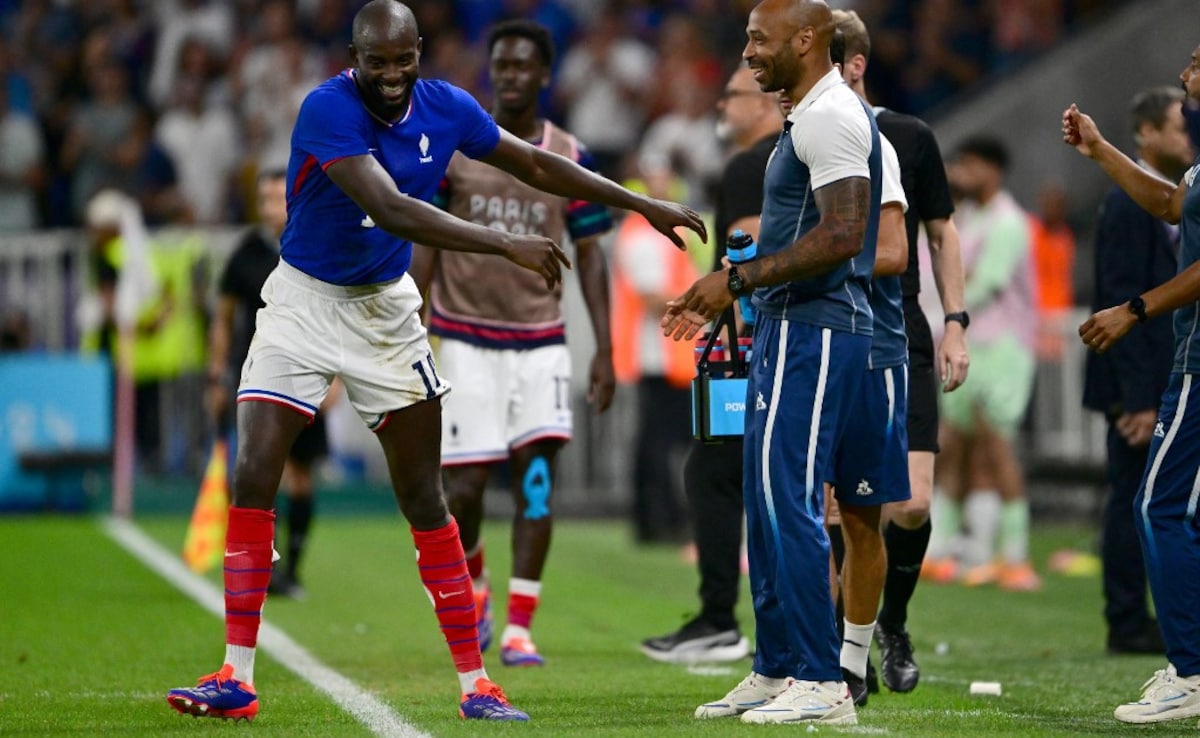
[662,1,880,725]
[1083,86,1189,656]
[1067,42,1200,724]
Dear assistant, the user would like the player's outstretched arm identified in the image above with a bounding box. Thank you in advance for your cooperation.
[325,154,570,289]
[1063,103,1185,224]
[480,130,707,251]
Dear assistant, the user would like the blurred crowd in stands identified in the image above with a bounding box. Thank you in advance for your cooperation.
[0,0,1121,232]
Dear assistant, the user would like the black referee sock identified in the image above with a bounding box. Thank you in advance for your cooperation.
[286,495,314,580]
[828,524,845,635]
[829,523,846,572]
[878,519,931,629]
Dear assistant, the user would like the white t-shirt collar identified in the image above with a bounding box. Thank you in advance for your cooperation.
[786,68,846,123]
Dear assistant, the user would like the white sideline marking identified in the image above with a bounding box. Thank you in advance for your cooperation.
[102,517,432,738]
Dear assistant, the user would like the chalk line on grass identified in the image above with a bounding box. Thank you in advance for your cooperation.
[102,516,432,738]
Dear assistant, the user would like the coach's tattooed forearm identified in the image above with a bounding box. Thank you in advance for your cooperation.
[740,176,869,290]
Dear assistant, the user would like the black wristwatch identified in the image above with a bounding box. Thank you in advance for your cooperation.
[1129,296,1149,323]
[944,311,970,329]
[727,266,748,297]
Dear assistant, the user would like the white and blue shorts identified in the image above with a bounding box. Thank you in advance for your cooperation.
[436,338,572,465]
[238,259,448,431]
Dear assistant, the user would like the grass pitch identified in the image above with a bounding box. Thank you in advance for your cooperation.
[0,513,1188,736]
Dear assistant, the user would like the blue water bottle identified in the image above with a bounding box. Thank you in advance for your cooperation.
[726,229,757,326]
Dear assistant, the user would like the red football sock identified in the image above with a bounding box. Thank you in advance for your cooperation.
[507,578,542,630]
[412,519,481,673]
[224,507,276,648]
[465,542,486,581]
[508,593,538,629]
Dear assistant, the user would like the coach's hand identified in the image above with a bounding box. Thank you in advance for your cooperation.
[1062,103,1105,158]
[640,198,708,252]
[1116,409,1157,448]
[662,271,732,341]
[505,235,572,290]
[1079,302,1136,354]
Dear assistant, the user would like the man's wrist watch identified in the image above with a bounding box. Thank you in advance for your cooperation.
[944,311,970,329]
[1129,296,1149,323]
[727,266,747,297]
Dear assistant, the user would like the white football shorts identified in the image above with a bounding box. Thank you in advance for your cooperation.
[238,259,448,430]
[437,338,572,465]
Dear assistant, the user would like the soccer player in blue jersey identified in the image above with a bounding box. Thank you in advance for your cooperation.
[165,0,704,724]
[1064,43,1200,725]
[663,0,880,725]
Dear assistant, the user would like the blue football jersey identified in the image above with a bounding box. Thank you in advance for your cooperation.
[281,72,501,286]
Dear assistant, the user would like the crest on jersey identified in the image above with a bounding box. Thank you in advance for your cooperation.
[1186,164,1199,188]
[419,133,433,163]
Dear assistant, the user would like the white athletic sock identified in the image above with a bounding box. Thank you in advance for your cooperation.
[225,644,256,684]
[501,624,531,643]
[508,577,542,598]
[840,620,876,679]
[963,489,1001,567]
[999,499,1031,563]
[458,667,489,695]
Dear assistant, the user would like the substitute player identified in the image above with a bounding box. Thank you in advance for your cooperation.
[411,20,614,667]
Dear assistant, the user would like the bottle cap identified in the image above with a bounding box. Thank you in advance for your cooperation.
[727,229,753,248]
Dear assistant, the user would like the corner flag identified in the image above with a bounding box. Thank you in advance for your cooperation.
[183,440,230,573]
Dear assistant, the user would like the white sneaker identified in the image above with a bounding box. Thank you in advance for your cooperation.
[1114,664,1200,724]
[740,679,858,725]
[695,671,788,719]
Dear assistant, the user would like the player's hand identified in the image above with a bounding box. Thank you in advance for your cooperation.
[1116,408,1158,448]
[1079,303,1136,354]
[1062,104,1104,158]
[504,235,572,289]
[588,351,616,413]
[640,198,707,251]
[661,271,733,341]
[937,322,970,392]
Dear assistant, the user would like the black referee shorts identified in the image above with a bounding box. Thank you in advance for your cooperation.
[904,297,940,454]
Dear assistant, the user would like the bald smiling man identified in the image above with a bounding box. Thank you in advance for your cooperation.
[667,0,879,725]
